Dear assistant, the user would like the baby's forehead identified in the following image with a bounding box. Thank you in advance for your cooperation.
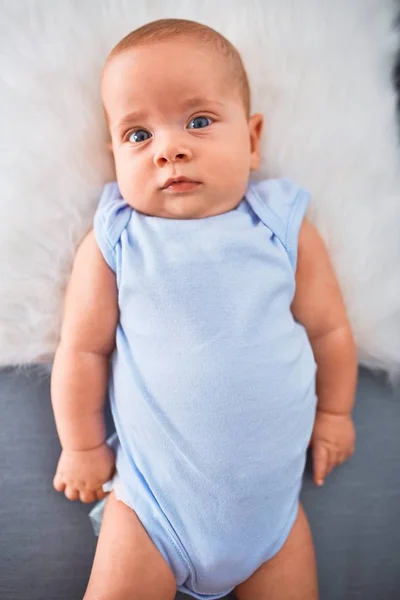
[103,44,232,102]
[102,35,249,118]
[104,38,228,81]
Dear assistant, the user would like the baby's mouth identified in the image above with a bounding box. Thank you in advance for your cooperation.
[161,177,202,193]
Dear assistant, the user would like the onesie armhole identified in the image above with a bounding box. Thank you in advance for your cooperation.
[93,182,132,272]
[285,188,310,271]
[246,179,310,272]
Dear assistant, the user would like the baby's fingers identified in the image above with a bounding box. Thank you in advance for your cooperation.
[334,447,353,469]
[53,475,66,493]
[335,452,347,468]
[96,487,108,501]
[64,486,80,501]
[312,443,330,487]
[79,489,98,504]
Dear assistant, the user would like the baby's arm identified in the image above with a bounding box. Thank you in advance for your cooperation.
[51,230,118,503]
[291,219,357,486]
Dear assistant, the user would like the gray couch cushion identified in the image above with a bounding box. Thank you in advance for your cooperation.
[0,366,399,600]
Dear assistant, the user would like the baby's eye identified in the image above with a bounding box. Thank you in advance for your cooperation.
[128,129,152,143]
[187,116,212,130]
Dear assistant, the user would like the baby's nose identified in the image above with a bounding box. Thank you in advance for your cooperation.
[153,137,192,167]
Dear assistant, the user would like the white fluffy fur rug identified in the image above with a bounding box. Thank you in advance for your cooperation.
[1,0,400,376]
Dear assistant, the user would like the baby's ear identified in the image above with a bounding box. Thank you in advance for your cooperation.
[249,113,264,171]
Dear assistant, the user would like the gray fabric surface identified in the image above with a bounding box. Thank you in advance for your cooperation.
[0,366,399,600]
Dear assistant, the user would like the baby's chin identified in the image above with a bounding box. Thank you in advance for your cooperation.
[130,195,233,220]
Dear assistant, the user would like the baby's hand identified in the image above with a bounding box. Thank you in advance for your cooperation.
[53,442,115,503]
[310,410,355,487]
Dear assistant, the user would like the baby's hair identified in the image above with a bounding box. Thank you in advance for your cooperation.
[106,18,251,117]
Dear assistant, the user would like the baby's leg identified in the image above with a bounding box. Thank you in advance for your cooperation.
[235,504,318,600]
[84,491,176,600]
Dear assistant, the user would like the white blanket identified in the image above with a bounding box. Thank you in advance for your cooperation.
[0,0,399,377]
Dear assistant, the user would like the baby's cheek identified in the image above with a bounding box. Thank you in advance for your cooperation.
[114,156,141,197]
[216,146,250,185]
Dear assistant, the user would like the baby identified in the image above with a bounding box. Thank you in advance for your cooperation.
[51,18,357,600]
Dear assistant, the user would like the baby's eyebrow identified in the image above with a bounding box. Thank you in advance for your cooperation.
[113,111,147,133]
[181,96,224,111]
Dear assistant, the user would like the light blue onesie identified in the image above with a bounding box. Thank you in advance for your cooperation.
[93,178,317,599]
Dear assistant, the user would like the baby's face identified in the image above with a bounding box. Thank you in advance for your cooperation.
[102,39,263,219]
